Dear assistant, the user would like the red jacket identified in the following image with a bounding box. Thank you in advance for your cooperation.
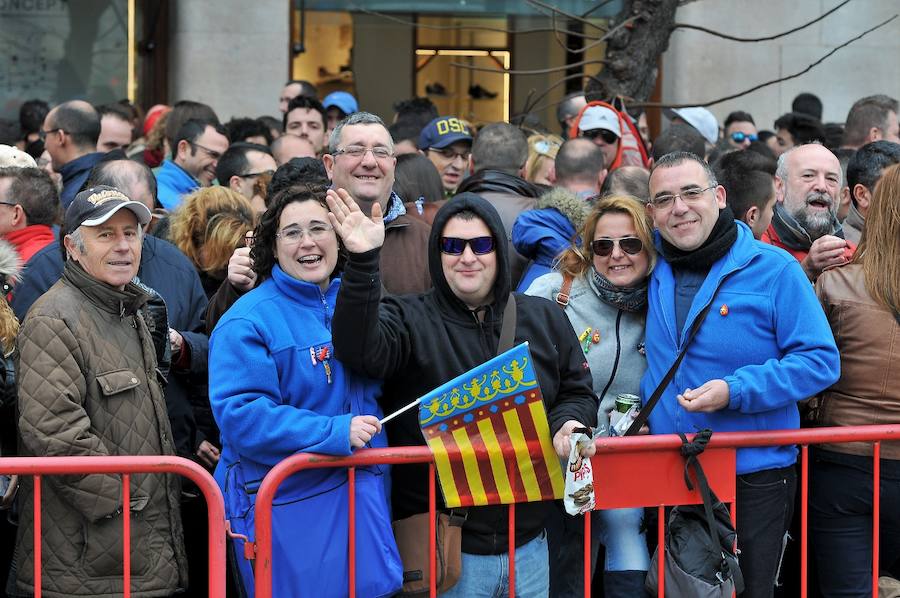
[4,225,55,264]
[761,223,856,263]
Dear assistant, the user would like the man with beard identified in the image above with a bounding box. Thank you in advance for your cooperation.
[762,143,854,281]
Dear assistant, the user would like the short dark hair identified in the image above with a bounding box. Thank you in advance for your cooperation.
[393,153,444,204]
[18,99,50,137]
[724,111,755,129]
[843,95,899,148]
[285,80,318,99]
[225,117,273,146]
[823,122,844,151]
[269,158,329,197]
[258,115,282,135]
[172,118,228,160]
[392,97,438,131]
[215,142,272,185]
[792,92,823,121]
[85,158,158,208]
[713,150,777,221]
[846,141,900,207]
[471,122,528,174]
[48,101,101,149]
[283,96,326,131]
[554,138,604,185]
[0,166,59,226]
[652,123,706,161]
[650,151,717,188]
[164,100,220,150]
[774,112,826,145]
[599,166,650,202]
[388,120,423,148]
[250,184,335,280]
[98,103,134,124]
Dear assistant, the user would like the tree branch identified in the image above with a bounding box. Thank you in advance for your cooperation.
[355,7,597,40]
[450,57,607,76]
[581,0,618,19]
[671,0,851,42]
[520,73,602,115]
[636,14,898,109]
[526,0,608,32]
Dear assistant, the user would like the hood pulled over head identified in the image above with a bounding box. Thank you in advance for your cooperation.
[428,192,511,312]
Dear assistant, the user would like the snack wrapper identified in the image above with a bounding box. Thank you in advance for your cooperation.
[564,427,597,516]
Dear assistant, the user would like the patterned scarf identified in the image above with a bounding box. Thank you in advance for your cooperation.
[383,191,407,225]
[770,202,844,252]
[589,267,648,312]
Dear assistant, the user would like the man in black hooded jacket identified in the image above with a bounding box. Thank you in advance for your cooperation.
[328,187,597,596]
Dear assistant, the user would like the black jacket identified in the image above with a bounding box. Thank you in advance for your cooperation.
[333,193,597,554]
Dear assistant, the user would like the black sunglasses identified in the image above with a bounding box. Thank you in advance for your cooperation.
[592,237,643,257]
[440,236,495,255]
[582,128,619,144]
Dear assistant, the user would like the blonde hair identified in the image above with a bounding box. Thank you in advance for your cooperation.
[852,162,900,314]
[525,134,562,183]
[168,187,256,276]
[556,194,656,279]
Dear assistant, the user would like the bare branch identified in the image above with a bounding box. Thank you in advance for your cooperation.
[450,57,607,76]
[520,73,602,115]
[636,14,898,109]
[671,0,851,42]
[581,0,618,19]
[355,7,597,40]
[526,0,608,32]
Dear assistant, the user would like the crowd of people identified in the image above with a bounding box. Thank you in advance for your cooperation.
[0,79,897,598]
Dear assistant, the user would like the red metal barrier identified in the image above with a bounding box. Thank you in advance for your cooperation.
[0,456,226,598]
[251,425,900,598]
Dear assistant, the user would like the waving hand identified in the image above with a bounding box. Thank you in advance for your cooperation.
[326,188,385,254]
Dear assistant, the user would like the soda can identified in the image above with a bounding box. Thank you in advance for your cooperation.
[615,393,641,414]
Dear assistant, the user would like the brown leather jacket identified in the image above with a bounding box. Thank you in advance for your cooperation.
[815,263,900,459]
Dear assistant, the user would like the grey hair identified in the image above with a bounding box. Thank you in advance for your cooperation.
[775,141,842,187]
[327,111,392,154]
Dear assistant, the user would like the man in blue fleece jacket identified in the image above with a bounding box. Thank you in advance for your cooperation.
[642,151,839,598]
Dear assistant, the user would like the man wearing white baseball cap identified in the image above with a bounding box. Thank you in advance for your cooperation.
[577,105,622,170]
[666,106,720,147]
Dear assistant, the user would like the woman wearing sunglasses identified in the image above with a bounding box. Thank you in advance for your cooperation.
[526,194,655,597]
[208,184,402,598]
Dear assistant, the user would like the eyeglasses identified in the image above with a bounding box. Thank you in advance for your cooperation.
[592,237,644,257]
[0,201,17,208]
[649,185,716,209]
[276,222,334,244]
[332,145,394,160]
[730,132,758,143]
[429,147,471,161]
[440,236,495,255]
[37,128,64,141]
[582,129,619,144]
[238,170,275,179]
[190,142,223,161]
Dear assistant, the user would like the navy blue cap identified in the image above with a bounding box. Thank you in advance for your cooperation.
[419,116,473,150]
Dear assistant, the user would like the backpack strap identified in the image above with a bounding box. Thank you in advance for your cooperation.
[498,294,517,354]
[555,273,574,309]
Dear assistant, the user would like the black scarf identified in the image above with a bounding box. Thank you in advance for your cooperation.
[660,207,738,270]
[589,267,648,312]
[770,202,844,252]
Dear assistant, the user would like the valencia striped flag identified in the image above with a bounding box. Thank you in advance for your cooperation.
[418,342,565,508]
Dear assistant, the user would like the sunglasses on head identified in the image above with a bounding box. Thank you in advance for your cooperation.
[592,237,644,257]
[440,236,495,255]
[730,132,758,143]
[582,128,619,144]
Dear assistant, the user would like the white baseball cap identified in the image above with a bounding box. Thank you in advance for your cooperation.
[578,106,621,138]
[0,144,37,168]
[667,107,719,145]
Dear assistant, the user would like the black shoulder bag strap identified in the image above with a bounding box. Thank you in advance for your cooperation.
[624,272,733,436]
[498,294,517,354]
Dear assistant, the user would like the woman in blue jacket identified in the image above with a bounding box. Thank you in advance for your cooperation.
[209,184,402,598]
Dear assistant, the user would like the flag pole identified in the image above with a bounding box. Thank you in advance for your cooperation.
[379,397,422,425]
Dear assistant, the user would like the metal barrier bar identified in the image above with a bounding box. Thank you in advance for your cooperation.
[801,444,809,598]
[348,466,356,598]
[508,503,516,597]
[252,426,900,598]
[873,442,881,598]
[123,473,131,598]
[428,463,437,598]
[0,456,226,598]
